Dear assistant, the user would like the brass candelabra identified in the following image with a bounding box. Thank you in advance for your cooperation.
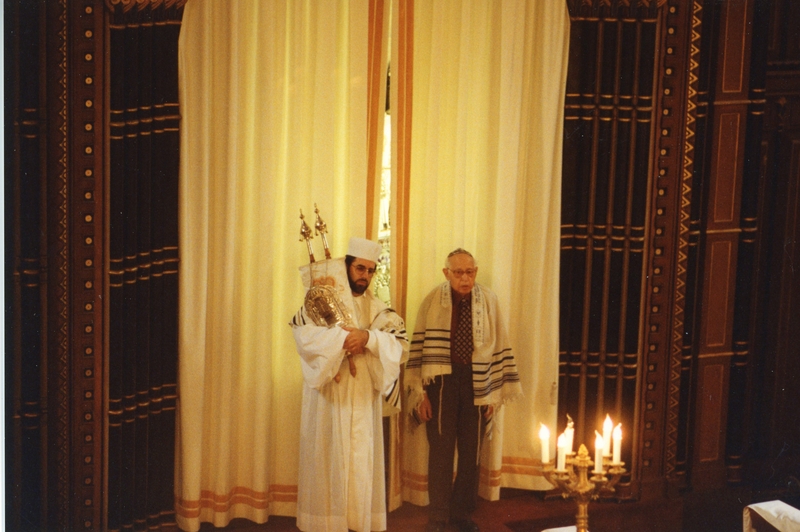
[542,444,627,532]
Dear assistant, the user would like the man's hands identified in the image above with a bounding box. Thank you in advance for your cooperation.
[335,326,369,380]
[342,326,369,354]
[417,394,433,422]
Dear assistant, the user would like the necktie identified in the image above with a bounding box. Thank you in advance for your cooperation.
[452,297,473,364]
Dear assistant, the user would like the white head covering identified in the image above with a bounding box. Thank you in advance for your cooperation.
[347,237,382,263]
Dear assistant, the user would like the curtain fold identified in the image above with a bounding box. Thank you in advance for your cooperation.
[399,0,570,503]
[108,3,183,531]
[175,1,384,530]
[366,0,390,240]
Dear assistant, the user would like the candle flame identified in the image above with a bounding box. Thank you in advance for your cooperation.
[603,414,613,432]
[539,424,550,440]
[557,433,566,447]
[613,423,622,439]
[595,430,604,449]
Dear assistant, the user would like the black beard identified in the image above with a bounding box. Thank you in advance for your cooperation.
[348,277,369,295]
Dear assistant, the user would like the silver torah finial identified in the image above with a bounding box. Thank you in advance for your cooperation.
[299,209,316,263]
[314,204,332,260]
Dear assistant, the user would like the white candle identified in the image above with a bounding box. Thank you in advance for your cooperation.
[556,433,566,470]
[613,423,622,464]
[594,431,605,473]
[539,423,550,464]
[602,414,613,456]
[539,424,550,464]
[565,416,575,454]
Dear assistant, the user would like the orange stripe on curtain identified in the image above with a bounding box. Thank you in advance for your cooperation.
[500,456,544,476]
[400,472,428,492]
[479,466,503,488]
[365,0,386,240]
[392,0,414,320]
[175,485,298,518]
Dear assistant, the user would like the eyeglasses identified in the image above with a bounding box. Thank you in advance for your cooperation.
[354,264,377,275]
[448,268,476,278]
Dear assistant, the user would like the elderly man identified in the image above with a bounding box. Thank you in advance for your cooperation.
[290,237,408,532]
[406,248,522,532]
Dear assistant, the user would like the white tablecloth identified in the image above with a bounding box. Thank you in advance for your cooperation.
[743,500,800,532]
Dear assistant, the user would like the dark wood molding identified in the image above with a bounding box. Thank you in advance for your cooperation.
[651,0,702,494]
[48,1,70,528]
[566,0,668,20]
[66,1,107,529]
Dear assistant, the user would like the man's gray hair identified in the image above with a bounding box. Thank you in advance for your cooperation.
[445,248,478,269]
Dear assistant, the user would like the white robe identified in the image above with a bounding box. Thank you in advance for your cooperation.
[291,290,407,532]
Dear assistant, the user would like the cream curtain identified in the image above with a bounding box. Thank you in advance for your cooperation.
[175,1,384,530]
[176,0,568,529]
[399,0,570,503]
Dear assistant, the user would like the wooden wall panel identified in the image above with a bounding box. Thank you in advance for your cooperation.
[6,2,53,528]
[559,13,659,499]
[5,1,80,529]
[6,1,108,529]
[692,354,732,488]
[720,0,750,95]
[105,3,183,529]
[686,0,753,490]
[749,60,800,489]
[561,0,694,500]
[696,362,726,463]
[710,111,743,226]
[771,137,800,464]
[701,237,735,351]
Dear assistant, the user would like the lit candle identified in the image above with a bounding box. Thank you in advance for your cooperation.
[594,431,605,474]
[565,415,575,454]
[613,423,622,464]
[557,433,566,470]
[539,424,550,464]
[602,414,613,456]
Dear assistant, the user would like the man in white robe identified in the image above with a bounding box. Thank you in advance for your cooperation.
[291,237,407,532]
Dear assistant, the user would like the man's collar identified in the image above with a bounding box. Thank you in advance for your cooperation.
[451,288,471,303]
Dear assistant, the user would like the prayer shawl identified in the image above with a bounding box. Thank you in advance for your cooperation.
[291,290,407,532]
[406,282,523,407]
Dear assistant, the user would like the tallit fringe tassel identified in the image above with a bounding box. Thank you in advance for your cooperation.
[437,376,444,436]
